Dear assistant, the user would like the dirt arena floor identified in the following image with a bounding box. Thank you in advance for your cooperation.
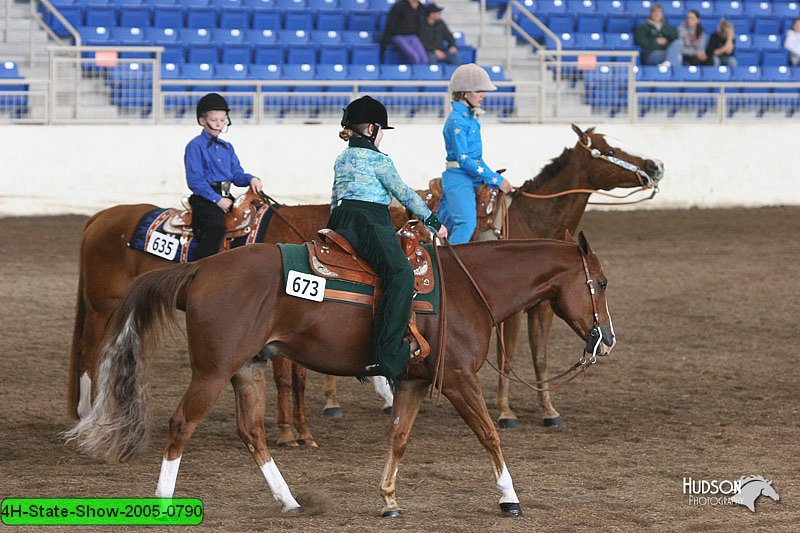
[1,207,798,532]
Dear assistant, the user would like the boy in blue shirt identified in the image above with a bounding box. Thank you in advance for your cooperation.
[185,93,263,259]
[328,96,448,381]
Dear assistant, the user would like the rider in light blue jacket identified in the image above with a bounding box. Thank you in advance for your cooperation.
[437,64,513,244]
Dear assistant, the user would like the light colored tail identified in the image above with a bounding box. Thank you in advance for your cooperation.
[63,264,198,463]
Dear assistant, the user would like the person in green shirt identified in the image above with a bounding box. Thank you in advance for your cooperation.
[635,3,678,65]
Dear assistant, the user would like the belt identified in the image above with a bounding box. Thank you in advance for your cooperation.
[446,161,460,169]
[210,181,232,196]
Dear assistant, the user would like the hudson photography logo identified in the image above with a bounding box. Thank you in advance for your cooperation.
[682,475,780,512]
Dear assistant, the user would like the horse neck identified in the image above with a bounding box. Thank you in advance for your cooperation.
[510,148,592,239]
[447,240,572,323]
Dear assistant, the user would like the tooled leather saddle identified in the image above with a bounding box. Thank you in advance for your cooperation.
[160,189,268,250]
[421,178,506,239]
[307,220,434,359]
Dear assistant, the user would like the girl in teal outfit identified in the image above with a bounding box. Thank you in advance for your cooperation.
[327,96,448,382]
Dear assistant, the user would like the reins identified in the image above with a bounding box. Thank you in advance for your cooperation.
[258,192,308,242]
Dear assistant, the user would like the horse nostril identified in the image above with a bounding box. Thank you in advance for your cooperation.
[645,161,658,175]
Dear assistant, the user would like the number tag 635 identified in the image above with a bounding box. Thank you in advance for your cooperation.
[145,230,179,260]
[286,270,326,302]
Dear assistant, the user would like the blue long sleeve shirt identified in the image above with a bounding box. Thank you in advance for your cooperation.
[331,137,434,222]
[443,101,503,188]
[184,130,255,204]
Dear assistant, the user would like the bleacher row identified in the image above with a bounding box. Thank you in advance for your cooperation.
[0,62,28,118]
[509,0,800,66]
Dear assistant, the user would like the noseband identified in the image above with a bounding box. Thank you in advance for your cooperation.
[579,136,654,188]
[579,253,615,364]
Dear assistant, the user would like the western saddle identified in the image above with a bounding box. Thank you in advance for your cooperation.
[161,189,268,250]
[307,221,434,360]
[421,177,505,238]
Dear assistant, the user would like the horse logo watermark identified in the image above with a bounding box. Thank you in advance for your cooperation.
[683,475,779,512]
[729,476,780,513]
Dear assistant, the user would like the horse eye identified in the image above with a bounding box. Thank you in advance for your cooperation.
[607,150,615,156]
[598,280,608,290]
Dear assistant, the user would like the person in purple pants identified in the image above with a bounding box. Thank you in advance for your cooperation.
[380,0,428,64]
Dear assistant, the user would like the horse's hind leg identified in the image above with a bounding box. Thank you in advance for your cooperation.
[156,374,229,498]
[322,375,342,417]
[444,371,522,517]
[379,379,429,518]
[271,357,298,446]
[528,303,561,426]
[233,360,301,513]
[290,362,317,447]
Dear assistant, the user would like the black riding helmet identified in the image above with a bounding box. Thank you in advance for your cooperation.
[196,92,231,126]
[341,96,394,131]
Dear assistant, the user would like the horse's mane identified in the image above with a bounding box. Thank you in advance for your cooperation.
[517,147,573,194]
[740,475,768,485]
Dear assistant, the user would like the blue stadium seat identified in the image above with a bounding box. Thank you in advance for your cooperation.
[253,43,284,63]
[187,43,218,63]
[761,50,788,66]
[685,1,715,18]
[513,18,545,43]
[212,0,242,7]
[347,12,378,31]
[726,16,752,34]
[702,64,733,82]
[84,5,117,27]
[342,30,373,45]
[153,6,183,28]
[79,25,112,45]
[734,48,759,65]
[317,63,351,112]
[112,26,145,46]
[285,10,315,30]
[316,11,346,31]
[46,4,83,38]
[547,13,574,33]
[716,1,744,17]
[350,44,380,64]
[605,14,635,34]
[567,0,597,14]
[220,43,252,63]
[186,7,218,29]
[661,0,687,19]
[119,6,151,27]
[243,0,276,9]
[214,27,245,43]
[585,64,628,116]
[339,0,370,11]
[605,32,636,50]
[109,61,153,114]
[627,1,656,18]
[535,0,568,14]
[246,28,277,44]
[573,32,605,50]
[279,29,311,44]
[287,44,317,63]
[371,0,394,11]
[308,0,338,8]
[544,31,575,50]
[743,1,772,17]
[312,29,342,44]
[349,62,380,80]
[753,16,782,35]
[276,0,307,9]
[735,33,753,50]
[576,13,604,33]
[596,0,626,15]
[674,64,716,116]
[773,2,800,21]
[319,44,349,63]
[752,33,782,51]
[219,7,250,29]
[251,9,282,30]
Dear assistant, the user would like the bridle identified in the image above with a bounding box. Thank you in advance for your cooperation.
[429,239,613,399]
[515,136,659,206]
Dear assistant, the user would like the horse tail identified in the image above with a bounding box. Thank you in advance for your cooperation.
[63,263,198,463]
[67,268,87,419]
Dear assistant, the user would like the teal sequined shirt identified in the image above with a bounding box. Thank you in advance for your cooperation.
[330,137,434,222]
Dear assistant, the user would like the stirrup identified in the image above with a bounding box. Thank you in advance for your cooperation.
[405,319,430,360]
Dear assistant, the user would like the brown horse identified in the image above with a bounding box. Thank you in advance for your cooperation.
[66,191,338,445]
[320,124,664,423]
[64,233,614,517]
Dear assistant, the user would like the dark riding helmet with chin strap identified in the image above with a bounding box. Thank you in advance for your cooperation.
[341,96,393,143]
[196,92,231,127]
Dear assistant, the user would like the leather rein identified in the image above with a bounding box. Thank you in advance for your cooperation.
[515,139,659,206]
[257,192,308,242]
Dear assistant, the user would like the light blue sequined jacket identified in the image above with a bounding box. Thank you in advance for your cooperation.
[330,138,433,221]
[443,101,503,188]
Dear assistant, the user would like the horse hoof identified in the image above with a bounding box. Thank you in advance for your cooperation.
[297,438,319,448]
[283,506,302,514]
[498,418,518,429]
[500,502,523,517]
[382,509,402,518]
[383,406,392,415]
[543,416,563,428]
[323,407,343,418]
[276,439,299,447]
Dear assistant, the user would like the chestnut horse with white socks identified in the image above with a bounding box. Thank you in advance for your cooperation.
[64,233,614,517]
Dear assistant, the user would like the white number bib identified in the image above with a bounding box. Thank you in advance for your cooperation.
[285,270,326,302]
[145,230,180,260]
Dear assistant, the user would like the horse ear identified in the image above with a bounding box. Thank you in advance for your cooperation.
[564,229,576,243]
[577,231,592,256]
[571,123,589,146]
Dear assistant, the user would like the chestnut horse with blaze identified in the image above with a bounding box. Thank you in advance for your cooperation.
[65,233,614,517]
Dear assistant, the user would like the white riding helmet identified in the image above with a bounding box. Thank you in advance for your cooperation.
[449,63,497,93]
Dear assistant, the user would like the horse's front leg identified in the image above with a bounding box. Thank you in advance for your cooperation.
[496,312,523,429]
[290,362,317,447]
[322,375,342,417]
[270,357,298,446]
[528,303,561,426]
[444,370,523,517]
[232,360,300,513]
[379,379,429,518]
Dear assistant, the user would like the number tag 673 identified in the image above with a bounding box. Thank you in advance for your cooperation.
[286,270,326,302]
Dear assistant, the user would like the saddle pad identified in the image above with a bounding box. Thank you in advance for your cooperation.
[128,206,274,263]
[277,243,440,315]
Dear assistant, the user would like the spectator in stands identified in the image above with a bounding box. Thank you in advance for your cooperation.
[419,3,462,65]
[666,10,712,66]
[327,96,447,380]
[185,93,262,260]
[380,0,428,64]
[437,64,513,245]
[706,19,737,67]
[634,3,678,66]
[785,18,800,66]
